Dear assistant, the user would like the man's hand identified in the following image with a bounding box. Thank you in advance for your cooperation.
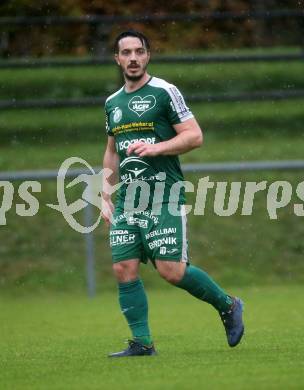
[126,118,203,158]
[127,141,160,157]
[101,197,114,226]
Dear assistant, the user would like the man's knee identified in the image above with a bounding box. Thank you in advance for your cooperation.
[156,261,186,284]
[112,259,139,282]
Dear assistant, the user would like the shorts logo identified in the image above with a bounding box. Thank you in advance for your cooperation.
[113,107,122,123]
[145,227,176,240]
[110,229,129,235]
[160,247,178,255]
[110,232,135,246]
[148,237,177,250]
[112,210,159,226]
[159,247,166,255]
[127,217,148,228]
[128,95,156,117]
[166,248,178,254]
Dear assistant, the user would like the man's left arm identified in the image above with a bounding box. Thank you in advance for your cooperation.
[127,118,203,157]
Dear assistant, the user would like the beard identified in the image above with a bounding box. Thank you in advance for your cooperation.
[124,72,145,81]
[123,63,147,81]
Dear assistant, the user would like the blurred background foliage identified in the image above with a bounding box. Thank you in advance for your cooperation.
[0,0,303,57]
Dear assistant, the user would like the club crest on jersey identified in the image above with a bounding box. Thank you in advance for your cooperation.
[113,107,122,123]
[128,95,156,117]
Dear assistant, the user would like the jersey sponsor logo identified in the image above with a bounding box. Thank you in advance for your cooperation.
[148,236,177,250]
[128,95,156,117]
[113,107,122,123]
[117,137,156,151]
[120,156,162,183]
[112,121,154,135]
[120,157,149,183]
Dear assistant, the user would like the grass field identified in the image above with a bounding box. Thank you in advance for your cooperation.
[1,285,303,389]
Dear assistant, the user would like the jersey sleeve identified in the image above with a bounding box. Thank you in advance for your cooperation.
[104,103,114,136]
[165,85,194,125]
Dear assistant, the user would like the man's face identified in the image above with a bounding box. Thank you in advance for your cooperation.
[115,37,150,81]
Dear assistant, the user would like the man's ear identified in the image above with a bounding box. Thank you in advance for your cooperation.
[114,54,120,66]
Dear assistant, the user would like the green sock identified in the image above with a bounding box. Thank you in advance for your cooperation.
[176,265,233,313]
[118,279,152,346]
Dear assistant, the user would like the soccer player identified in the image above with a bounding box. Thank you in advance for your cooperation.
[101,30,244,357]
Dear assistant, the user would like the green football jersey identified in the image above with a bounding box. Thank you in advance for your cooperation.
[104,76,193,208]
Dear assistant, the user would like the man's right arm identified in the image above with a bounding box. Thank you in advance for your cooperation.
[101,136,119,225]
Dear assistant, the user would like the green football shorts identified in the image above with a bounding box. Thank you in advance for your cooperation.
[109,204,189,264]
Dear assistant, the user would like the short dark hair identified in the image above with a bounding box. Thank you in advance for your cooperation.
[114,30,150,53]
